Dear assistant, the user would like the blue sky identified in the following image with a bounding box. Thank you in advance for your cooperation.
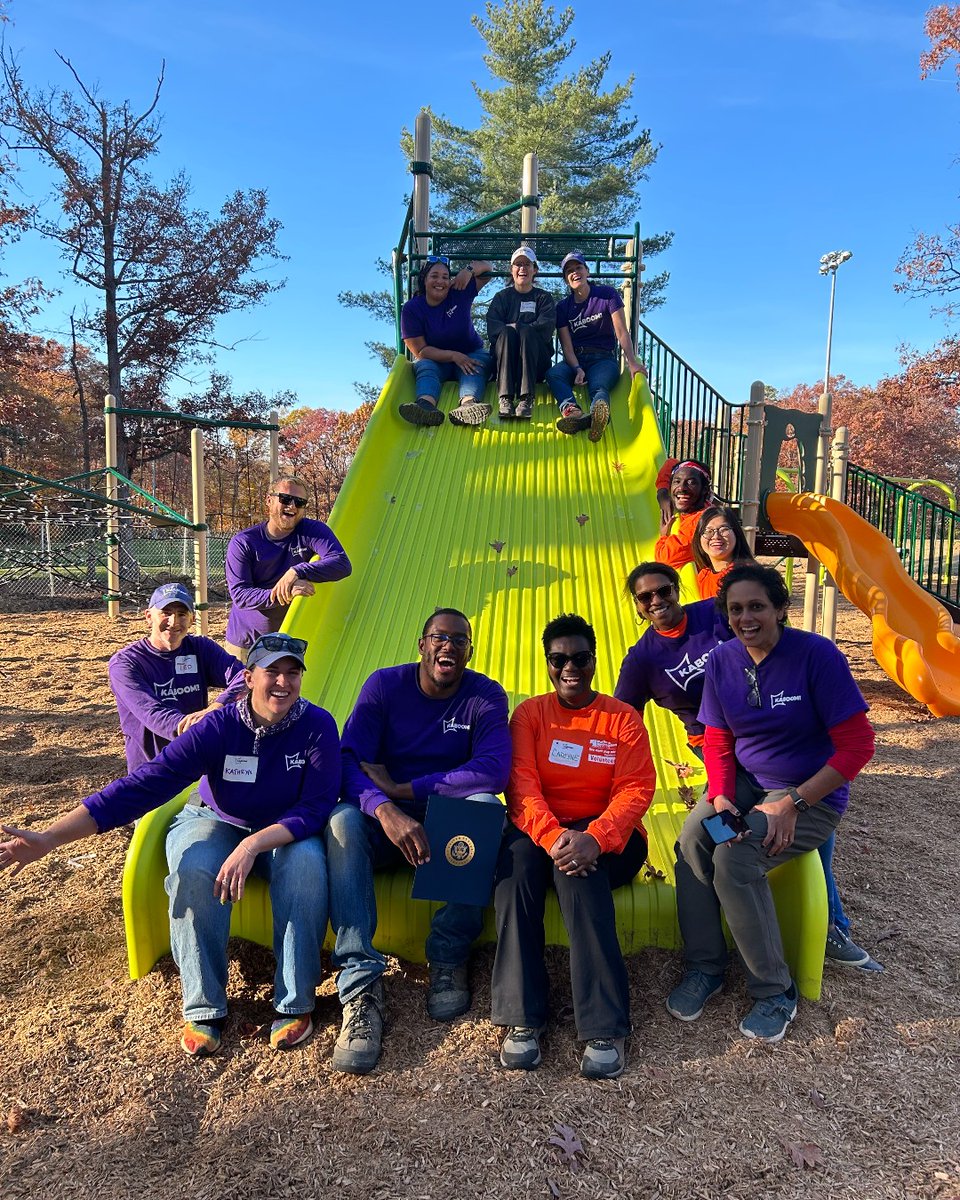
[3,0,956,410]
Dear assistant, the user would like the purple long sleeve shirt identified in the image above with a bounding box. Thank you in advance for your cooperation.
[84,702,341,840]
[225,517,352,648]
[108,635,248,772]
[340,663,512,819]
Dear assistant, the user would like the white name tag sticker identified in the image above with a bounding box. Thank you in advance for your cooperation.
[548,739,583,768]
[519,300,537,314]
[175,654,198,675]
[223,754,259,783]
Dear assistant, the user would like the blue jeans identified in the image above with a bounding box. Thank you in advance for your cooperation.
[817,831,850,933]
[413,348,492,404]
[546,351,619,410]
[165,802,327,1021]
[325,794,502,1003]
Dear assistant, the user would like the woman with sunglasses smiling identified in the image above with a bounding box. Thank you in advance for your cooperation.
[668,564,875,1042]
[692,506,756,599]
[399,254,494,427]
[491,613,655,1080]
[0,633,340,1059]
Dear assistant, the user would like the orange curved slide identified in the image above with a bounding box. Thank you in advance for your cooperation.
[766,491,960,717]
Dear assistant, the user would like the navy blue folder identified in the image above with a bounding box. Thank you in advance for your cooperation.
[411,795,506,907]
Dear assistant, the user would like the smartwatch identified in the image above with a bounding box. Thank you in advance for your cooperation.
[787,787,809,813]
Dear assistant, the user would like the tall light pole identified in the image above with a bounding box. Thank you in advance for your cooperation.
[803,249,853,635]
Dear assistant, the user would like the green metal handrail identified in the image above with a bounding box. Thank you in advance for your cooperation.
[0,463,201,529]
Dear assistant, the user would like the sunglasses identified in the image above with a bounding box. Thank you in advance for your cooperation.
[424,632,471,649]
[634,583,675,606]
[744,664,761,708]
[425,254,450,266]
[270,492,307,509]
[251,634,308,656]
[545,650,595,670]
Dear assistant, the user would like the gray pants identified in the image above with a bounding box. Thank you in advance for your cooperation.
[676,793,840,997]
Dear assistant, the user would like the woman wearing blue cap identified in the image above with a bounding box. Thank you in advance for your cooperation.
[0,632,339,1058]
[546,253,645,441]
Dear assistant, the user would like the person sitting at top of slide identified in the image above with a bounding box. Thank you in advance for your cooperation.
[224,474,351,660]
[485,246,556,421]
[109,582,248,772]
[692,506,756,599]
[546,252,646,443]
[655,459,714,569]
[0,632,340,1058]
[324,607,511,1076]
[399,255,495,429]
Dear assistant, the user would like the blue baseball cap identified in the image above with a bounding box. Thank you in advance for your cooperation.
[561,252,587,273]
[148,583,195,612]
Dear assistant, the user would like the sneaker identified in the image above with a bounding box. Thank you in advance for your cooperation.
[588,399,610,442]
[269,1013,313,1051]
[825,925,871,967]
[500,1025,544,1070]
[514,397,533,420]
[399,398,444,427]
[448,401,492,427]
[180,1019,223,1057]
[739,982,798,1043]
[427,962,471,1021]
[498,396,514,419]
[580,1037,626,1080]
[556,402,590,435]
[332,982,384,1075]
[665,970,724,1021]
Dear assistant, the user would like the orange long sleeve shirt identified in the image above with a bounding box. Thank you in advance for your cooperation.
[655,509,703,569]
[507,692,656,854]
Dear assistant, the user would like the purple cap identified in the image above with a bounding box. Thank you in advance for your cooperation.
[561,252,587,274]
[148,583,195,612]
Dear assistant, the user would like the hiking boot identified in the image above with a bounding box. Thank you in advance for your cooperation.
[269,1013,313,1051]
[399,398,444,427]
[498,396,514,419]
[825,925,871,967]
[427,962,471,1021]
[556,402,590,435]
[180,1019,223,1057]
[332,982,384,1075]
[588,399,610,442]
[448,401,491,427]
[500,1025,544,1070]
[514,397,533,420]
[739,982,798,1043]
[665,970,724,1021]
[580,1037,626,1080]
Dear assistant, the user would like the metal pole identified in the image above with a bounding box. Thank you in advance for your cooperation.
[412,110,432,258]
[104,396,120,619]
[814,267,838,497]
[44,507,55,597]
[521,152,538,239]
[739,381,766,554]
[191,427,209,637]
[621,238,635,358]
[821,425,849,643]
[269,408,279,482]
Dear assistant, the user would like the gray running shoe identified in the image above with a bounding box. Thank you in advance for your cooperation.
[514,397,533,419]
[666,970,724,1021]
[448,401,491,426]
[580,1036,626,1080]
[332,981,385,1075]
[427,962,471,1021]
[739,982,798,1043]
[498,397,514,419]
[588,399,610,442]
[500,1025,544,1070]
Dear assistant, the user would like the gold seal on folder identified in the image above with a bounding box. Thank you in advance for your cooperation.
[445,834,476,866]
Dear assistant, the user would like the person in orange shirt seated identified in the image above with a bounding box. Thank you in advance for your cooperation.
[491,613,655,1080]
[655,459,714,569]
[692,507,756,599]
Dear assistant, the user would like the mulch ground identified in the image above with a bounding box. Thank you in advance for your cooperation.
[0,600,958,1200]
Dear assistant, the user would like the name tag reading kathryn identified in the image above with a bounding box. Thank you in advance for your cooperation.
[548,739,583,768]
[223,755,259,783]
[519,300,536,315]
[175,654,198,675]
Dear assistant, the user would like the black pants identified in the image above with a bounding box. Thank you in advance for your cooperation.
[490,818,648,1040]
[492,325,552,401]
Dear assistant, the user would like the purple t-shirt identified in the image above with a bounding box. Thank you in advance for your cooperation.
[556,283,624,353]
[614,600,733,739]
[698,626,869,814]
[400,277,483,353]
[225,518,352,648]
[341,662,511,819]
[108,635,248,772]
[84,701,341,840]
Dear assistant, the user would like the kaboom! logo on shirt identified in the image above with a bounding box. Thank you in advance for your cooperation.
[153,677,202,701]
[770,690,803,708]
[664,648,717,692]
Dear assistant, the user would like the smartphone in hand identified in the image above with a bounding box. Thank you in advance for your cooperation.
[701,809,749,845]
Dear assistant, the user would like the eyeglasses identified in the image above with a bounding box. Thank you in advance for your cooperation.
[269,492,307,509]
[545,651,595,670]
[744,664,761,708]
[703,525,734,541]
[634,584,675,606]
[425,632,471,649]
[425,254,450,266]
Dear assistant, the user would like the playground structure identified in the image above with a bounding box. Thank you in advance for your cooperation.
[122,118,960,1008]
